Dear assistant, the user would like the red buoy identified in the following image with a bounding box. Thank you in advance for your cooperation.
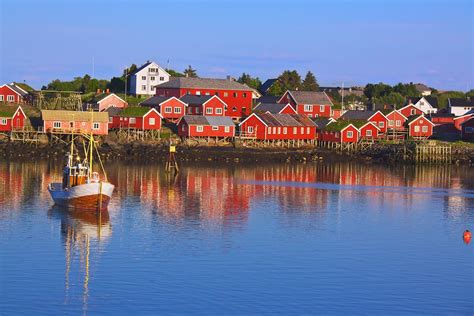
[464,230,472,244]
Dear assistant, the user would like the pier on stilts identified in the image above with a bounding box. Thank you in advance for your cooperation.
[165,143,179,174]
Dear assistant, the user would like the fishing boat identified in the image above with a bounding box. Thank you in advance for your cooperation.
[48,129,114,210]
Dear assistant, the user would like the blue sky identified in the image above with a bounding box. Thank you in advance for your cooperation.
[1,0,473,91]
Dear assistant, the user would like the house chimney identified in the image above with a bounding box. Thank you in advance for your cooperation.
[96,88,101,94]
[226,75,235,81]
[106,88,110,94]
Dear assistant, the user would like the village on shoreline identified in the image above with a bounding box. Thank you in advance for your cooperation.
[1,60,474,165]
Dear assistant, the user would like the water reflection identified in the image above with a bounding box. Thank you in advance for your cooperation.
[48,206,111,314]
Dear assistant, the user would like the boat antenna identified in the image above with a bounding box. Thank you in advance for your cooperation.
[89,110,94,178]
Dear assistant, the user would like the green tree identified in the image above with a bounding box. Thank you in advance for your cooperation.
[278,70,302,91]
[436,91,466,109]
[302,71,319,91]
[237,73,262,90]
[393,82,420,97]
[364,82,392,99]
[184,65,198,78]
[267,81,284,96]
[375,91,405,108]
[166,68,185,77]
[466,89,474,98]
[108,77,125,93]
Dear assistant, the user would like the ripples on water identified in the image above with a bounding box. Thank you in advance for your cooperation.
[0,161,473,314]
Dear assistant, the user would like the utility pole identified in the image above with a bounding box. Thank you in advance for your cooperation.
[341,81,344,112]
[124,67,128,101]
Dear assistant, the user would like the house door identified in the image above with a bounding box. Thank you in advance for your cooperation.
[69,122,74,129]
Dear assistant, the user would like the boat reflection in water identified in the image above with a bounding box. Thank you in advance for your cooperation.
[48,206,111,314]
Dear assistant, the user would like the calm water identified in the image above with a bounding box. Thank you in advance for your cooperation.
[0,160,473,314]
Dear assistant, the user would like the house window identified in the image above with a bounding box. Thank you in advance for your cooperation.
[182,125,186,132]
[196,125,203,132]
[277,127,281,134]
[422,126,428,133]
[420,101,424,105]
[273,127,277,134]
[1,118,7,125]
[149,118,156,125]
[225,126,230,133]
[247,126,254,133]
[414,126,420,133]
[53,121,61,128]
[142,85,146,91]
[212,126,218,131]
[142,76,146,80]
[293,127,297,134]
[165,107,172,113]
[129,118,136,124]
[232,107,237,112]
[150,86,155,91]
[304,104,313,112]
[215,108,223,115]
[108,117,112,123]
[0,95,4,101]
[7,95,14,102]
[242,107,246,113]
[320,105,324,112]
[93,122,100,130]
[233,92,238,97]
[160,77,164,81]
[411,109,416,115]
[150,76,155,81]
[389,120,394,127]
[306,127,310,134]
[396,120,401,127]
[174,107,181,114]
[224,92,229,97]
[196,91,201,95]
[378,121,384,128]
[205,92,210,96]
[283,127,287,134]
[206,108,213,114]
[366,130,372,137]
[268,127,272,134]
[347,131,353,138]
[301,127,304,134]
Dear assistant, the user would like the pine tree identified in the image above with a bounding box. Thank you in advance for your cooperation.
[184,65,198,78]
[302,71,319,91]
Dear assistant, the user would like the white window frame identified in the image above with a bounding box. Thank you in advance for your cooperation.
[414,126,420,133]
[1,118,7,125]
[212,126,218,131]
[396,120,401,127]
[0,95,4,101]
[7,95,15,102]
[378,121,385,128]
[164,106,172,113]
[196,125,203,132]
[283,127,287,134]
[206,108,213,115]
[141,76,146,80]
[195,91,201,95]
[142,85,146,91]
[366,130,372,137]
[53,121,61,128]
[215,108,223,115]
[389,120,394,127]
[422,126,428,133]
[268,127,272,134]
[304,104,312,112]
[300,127,304,134]
[224,126,230,133]
[247,126,254,133]
[307,127,310,134]
[149,117,156,125]
[293,127,297,134]
[347,131,353,138]
[129,117,136,124]
[174,107,181,114]
[150,76,155,81]
[224,92,229,97]
[320,105,324,112]
[93,122,100,130]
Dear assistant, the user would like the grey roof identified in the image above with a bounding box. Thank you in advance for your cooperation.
[206,116,235,127]
[179,94,213,105]
[105,107,123,116]
[312,118,334,129]
[256,113,316,127]
[287,91,332,105]
[340,110,377,120]
[155,77,252,91]
[449,98,474,107]
[253,103,290,114]
[180,115,235,126]
[256,95,280,104]
[140,95,172,107]
[8,84,28,97]
[259,79,278,93]
[130,61,153,75]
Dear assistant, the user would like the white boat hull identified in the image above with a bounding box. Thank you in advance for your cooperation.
[48,182,115,209]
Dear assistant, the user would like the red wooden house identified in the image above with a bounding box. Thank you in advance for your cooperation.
[0,84,29,104]
[453,114,474,130]
[340,110,389,134]
[154,77,253,119]
[180,95,226,116]
[405,115,435,138]
[107,106,162,130]
[278,90,333,118]
[317,120,360,143]
[461,117,474,141]
[177,116,235,138]
[0,105,27,132]
[41,110,109,135]
[385,110,408,131]
[158,97,187,121]
[358,121,380,140]
[253,102,297,115]
[84,93,128,112]
[399,104,423,118]
[238,113,317,140]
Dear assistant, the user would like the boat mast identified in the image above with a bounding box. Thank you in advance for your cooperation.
[89,111,94,178]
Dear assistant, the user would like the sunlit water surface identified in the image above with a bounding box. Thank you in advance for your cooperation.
[1,161,473,314]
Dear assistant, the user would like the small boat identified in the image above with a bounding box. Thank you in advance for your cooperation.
[48,128,114,210]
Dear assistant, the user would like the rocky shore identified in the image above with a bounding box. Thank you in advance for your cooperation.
[1,141,473,165]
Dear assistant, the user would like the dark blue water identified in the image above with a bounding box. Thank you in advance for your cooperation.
[1,161,473,314]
